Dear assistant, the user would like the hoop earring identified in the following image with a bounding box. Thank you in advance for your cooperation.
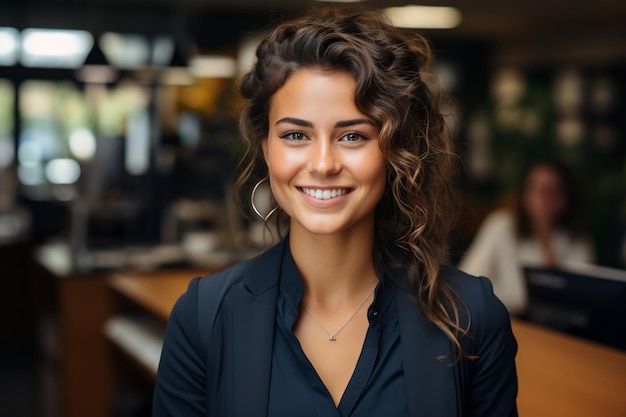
[251,177,279,222]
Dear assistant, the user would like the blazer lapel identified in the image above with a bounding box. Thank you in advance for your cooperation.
[229,240,461,417]
[232,239,286,417]
[396,287,459,417]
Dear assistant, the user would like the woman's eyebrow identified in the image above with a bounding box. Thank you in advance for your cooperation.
[334,118,373,128]
[275,117,313,127]
[275,117,374,128]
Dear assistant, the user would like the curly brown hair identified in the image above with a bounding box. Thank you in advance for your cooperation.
[236,7,466,358]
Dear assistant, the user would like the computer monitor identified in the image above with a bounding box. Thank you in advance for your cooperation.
[523,263,626,350]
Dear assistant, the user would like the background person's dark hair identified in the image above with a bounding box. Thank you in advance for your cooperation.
[515,159,585,238]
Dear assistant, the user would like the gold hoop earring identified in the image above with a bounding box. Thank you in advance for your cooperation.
[251,177,279,222]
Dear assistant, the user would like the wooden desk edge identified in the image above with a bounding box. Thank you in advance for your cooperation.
[109,269,214,321]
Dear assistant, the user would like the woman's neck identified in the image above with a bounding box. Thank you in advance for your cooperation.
[288,224,379,309]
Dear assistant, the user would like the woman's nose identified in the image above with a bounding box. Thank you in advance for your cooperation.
[308,140,340,176]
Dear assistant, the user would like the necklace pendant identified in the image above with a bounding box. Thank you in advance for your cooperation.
[329,335,337,341]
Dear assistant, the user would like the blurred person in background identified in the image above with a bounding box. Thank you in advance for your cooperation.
[460,159,594,315]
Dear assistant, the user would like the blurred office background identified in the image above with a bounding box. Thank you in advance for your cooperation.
[0,0,624,416]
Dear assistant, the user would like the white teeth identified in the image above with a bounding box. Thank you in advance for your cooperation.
[301,187,348,200]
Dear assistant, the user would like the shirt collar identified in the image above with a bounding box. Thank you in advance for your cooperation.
[279,241,393,322]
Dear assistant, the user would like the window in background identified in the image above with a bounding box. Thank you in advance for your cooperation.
[87,80,151,179]
[0,80,15,168]
[17,79,152,199]
[0,28,19,66]
[0,79,29,242]
[125,108,150,176]
[92,80,150,139]
[18,81,89,198]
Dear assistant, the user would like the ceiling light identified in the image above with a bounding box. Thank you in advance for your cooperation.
[189,56,237,78]
[152,36,174,66]
[75,36,119,84]
[75,65,118,84]
[100,32,150,69]
[167,43,188,68]
[22,29,93,68]
[238,33,265,75]
[157,38,193,84]
[160,68,194,86]
[384,5,462,29]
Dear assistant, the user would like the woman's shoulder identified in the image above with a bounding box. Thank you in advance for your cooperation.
[391,266,512,330]
[440,270,518,413]
[196,259,252,296]
[441,268,489,307]
[441,267,513,335]
[207,258,252,280]
[192,239,287,303]
[170,259,253,322]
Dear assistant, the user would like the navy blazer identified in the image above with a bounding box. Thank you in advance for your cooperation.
[153,238,518,417]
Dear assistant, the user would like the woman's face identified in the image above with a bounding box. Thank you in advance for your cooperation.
[523,165,567,226]
[262,68,387,236]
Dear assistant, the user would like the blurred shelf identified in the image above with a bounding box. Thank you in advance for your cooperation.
[104,314,165,380]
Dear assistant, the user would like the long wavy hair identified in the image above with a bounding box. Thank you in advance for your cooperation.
[236,7,466,358]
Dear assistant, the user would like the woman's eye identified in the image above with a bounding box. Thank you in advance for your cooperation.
[280,131,306,141]
[341,132,365,142]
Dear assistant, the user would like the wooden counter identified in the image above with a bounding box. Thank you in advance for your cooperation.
[512,319,626,417]
[106,269,211,381]
[109,269,209,322]
[109,271,626,417]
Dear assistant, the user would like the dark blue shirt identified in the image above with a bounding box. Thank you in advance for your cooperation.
[268,247,409,417]
[153,238,518,417]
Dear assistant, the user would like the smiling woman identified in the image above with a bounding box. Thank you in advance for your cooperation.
[153,6,518,417]
[263,69,387,238]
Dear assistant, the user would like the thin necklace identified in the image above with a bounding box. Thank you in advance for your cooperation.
[302,283,377,342]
